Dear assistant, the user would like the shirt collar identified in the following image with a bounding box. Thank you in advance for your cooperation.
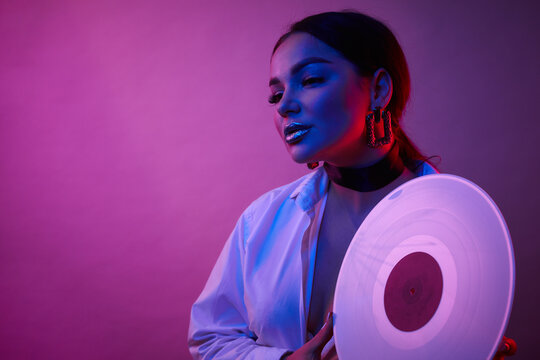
[419,161,439,175]
[289,167,329,212]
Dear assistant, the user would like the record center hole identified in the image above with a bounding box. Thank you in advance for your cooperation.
[409,288,415,295]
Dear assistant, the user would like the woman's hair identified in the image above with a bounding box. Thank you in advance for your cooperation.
[272,10,437,170]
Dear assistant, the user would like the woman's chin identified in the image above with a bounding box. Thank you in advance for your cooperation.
[287,146,319,165]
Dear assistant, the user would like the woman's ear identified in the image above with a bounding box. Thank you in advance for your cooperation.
[369,68,393,109]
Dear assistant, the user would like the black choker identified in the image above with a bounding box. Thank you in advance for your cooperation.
[323,142,405,192]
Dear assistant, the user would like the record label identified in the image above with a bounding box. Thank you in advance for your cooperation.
[384,251,443,332]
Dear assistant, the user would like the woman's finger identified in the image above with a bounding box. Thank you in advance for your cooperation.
[321,343,338,360]
[284,313,335,359]
[311,312,334,353]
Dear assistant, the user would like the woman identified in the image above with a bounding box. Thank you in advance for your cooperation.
[188,11,509,360]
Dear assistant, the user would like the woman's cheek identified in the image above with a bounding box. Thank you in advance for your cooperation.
[273,115,284,140]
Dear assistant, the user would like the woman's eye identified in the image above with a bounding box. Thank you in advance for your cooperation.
[302,77,324,86]
[268,92,282,104]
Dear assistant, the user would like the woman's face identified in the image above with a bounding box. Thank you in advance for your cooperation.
[269,32,372,167]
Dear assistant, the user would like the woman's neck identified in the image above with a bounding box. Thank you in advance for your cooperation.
[326,141,393,168]
[328,166,416,217]
[323,140,404,192]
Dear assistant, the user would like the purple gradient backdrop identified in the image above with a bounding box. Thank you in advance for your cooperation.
[1,0,538,359]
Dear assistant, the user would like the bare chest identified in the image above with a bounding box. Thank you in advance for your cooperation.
[306,194,373,336]
[306,169,419,335]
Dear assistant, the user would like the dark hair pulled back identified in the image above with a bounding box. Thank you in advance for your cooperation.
[273,10,436,170]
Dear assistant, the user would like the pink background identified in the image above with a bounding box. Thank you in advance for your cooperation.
[1,0,538,359]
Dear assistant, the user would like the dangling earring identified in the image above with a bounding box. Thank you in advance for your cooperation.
[307,162,319,170]
[366,107,393,148]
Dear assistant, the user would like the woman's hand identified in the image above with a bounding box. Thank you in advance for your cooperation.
[285,312,337,360]
[492,336,517,360]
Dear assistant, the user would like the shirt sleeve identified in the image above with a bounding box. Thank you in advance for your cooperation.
[188,210,293,360]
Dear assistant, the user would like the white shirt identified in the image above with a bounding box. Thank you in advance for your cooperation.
[188,163,438,359]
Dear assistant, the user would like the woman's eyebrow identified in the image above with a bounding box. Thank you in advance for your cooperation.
[269,56,332,86]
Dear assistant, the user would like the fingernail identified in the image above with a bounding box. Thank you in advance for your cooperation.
[326,312,333,322]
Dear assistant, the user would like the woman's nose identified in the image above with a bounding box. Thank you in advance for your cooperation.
[277,92,301,118]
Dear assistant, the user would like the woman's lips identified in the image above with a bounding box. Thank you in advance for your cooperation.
[284,123,312,144]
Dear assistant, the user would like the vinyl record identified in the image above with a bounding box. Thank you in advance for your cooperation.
[333,174,514,360]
